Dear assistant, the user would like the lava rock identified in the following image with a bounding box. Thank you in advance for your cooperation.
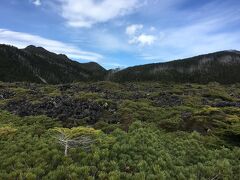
[131,92,149,100]
[0,89,15,99]
[58,84,72,92]
[3,96,117,126]
[212,101,240,107]
[151,92,183,107]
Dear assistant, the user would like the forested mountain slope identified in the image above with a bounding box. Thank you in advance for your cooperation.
[0,44,107,84]
[1,44,240,84]
[112,50,240,84]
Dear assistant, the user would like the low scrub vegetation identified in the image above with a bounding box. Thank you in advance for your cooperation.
[0,81,239,179]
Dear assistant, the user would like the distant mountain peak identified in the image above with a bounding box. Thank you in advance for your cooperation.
[24,45,49,53]
[25,45,37,49]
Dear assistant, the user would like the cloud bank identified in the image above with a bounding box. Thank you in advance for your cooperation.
[0,29,103,62]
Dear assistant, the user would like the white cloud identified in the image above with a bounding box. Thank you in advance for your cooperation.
[126,24,157,46]
[57,0,141,28]
[129,34,157,46]
[32,0,41,6]
[0,29,103,62]
[150,26,156,31]
[137,34,156,46]
[126,24,143,36]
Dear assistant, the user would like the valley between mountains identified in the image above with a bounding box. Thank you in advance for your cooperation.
[0,44,240,179]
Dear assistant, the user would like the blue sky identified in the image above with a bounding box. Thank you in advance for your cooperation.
[0,0,240,69]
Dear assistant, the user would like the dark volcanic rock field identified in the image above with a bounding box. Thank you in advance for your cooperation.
[0,81,240,145]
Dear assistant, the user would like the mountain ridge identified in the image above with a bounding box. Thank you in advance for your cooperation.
[112,50,240,84]
[0,44,107,84]
[120,50,240,69]
[1,43,240,84]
